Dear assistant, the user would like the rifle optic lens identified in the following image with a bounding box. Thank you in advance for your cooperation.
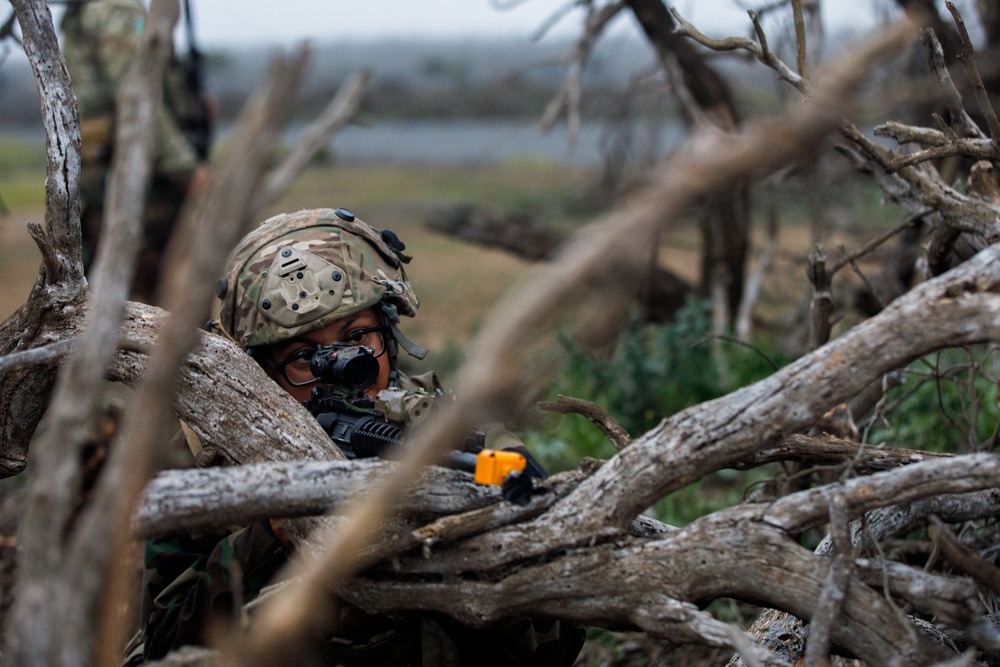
[309,345,380,390]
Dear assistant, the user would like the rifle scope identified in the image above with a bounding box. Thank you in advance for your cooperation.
[309,345,380,390]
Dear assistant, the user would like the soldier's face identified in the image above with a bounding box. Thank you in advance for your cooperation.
[259,307,391,403]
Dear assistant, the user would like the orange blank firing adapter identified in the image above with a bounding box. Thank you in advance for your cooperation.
[474,449,527,486]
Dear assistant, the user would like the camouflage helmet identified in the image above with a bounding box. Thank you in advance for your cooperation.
[217,208,419,349]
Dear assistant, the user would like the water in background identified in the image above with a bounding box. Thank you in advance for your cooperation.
[282,118,684,166]
[326,119,605,165]
[8,118,684,167]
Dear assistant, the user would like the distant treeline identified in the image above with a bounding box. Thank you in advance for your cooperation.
[0,36,781,129]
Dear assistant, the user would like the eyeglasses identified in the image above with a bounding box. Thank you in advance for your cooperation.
[266,323,391,387]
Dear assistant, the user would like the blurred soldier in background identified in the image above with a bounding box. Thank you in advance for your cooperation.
[60,0,212,304]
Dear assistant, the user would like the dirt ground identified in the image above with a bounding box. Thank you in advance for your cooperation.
[0,163,581,353]
[0,204,44,321]
[0,160,878,352]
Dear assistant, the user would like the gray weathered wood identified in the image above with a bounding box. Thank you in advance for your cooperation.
[6,0,178,663]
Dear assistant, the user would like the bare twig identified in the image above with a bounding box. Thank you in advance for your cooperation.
[807,245,832,350]
[526,0,578,42]
[804,494,853,666]
[876,119,950,146]
[765,453,1000,534]
[946,2,1000,144]
[251,68,370,214]
[884,140,1000,171]
[735,432,951,473]
[407,470,587,555]
[0,338,74,374]
[845,124,1000,239]
[24,221,61,283]
[671,6,805,93]
[93,43,310,662]
[662,50,713,129]
[922,28,985,139]
[846,255,881,310]
[678,6,1000,249]
[536,395,632,450]
[0,333,149,376]
[8,0,83,290]
[791,0,809,84]
[538,1,623,145]
[736,198,778,342]
[828,213,926,276]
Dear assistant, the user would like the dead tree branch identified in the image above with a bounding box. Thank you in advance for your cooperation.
[6,0,178,662]
[806,245,832,349]
[946,1,1000,145]
[791,0,810,84]
[538,0,623,145]
[929,515,1000,596]
[921,27,984,139]
[536,395,632,450]
[671,6,805,93]
[0,338,74,374]
[802,494,853,667]
[133,460,501,539]
[92,42,312,663]
[251,68,370,214]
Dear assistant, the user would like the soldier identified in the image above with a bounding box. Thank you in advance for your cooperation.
[135,208,585,665]
[60,0,211,305]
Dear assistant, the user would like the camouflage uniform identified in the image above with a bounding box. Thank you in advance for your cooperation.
[60,0,201,304]
[137,209,585,665]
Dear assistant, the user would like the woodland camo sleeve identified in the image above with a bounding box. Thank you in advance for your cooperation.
[140,521,288,662]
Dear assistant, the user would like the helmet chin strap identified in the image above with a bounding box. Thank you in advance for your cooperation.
[380,303,428,388]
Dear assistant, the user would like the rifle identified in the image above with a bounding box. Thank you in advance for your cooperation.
[172,0,211,160]
[302,345,539,505]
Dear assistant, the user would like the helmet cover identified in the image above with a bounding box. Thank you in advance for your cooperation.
[217,208,418,348]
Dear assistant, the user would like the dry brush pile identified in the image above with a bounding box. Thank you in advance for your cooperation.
[4,1,1000,666]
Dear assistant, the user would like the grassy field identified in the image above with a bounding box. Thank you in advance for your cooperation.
[0,152,601,357]
[0,138,899,361]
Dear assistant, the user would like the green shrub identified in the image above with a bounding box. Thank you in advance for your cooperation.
[520,303,1000,524]
[548,298,721,437]
[864,346,1000,453]
[523,298,787,525]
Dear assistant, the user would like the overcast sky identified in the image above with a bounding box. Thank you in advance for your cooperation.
[34,1,987,51]
[29,1,991,49]
[181,1,886,47]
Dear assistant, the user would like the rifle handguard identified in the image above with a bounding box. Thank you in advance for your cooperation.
[307,388,534,500]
